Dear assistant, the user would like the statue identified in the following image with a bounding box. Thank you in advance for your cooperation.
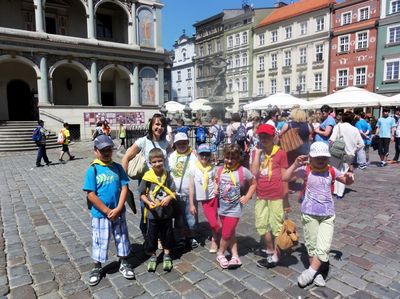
[211,57,227,98]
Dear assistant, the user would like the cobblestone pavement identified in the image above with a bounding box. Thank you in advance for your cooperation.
[0,141,399,299]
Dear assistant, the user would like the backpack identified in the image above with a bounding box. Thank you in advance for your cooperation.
[233,123,247,144]
[32,126,42,142]
[57,129,65,144]
[196,127,207,143]
[213,125,225,145]
[298,165,336,203]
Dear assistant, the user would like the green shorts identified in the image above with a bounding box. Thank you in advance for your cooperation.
[255,199,284,237]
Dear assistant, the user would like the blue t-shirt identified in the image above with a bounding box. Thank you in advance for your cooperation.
[315,115,336,144]
[83,162,129,218]
[377,117,395,138]
[176,126,190,135]
[355,119,372,145]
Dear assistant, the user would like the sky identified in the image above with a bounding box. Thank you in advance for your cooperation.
[162,0,277,50]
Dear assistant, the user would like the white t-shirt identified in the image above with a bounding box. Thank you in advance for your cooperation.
[188,165,216,201]
[168,151,197,196]
[134,136,170,169]
[330,123,364,156]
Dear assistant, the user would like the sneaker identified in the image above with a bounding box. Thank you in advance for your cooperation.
[59,159,64,162]
[46,161,52,166]
[69,156,75,160]
[256,255,277,268]
[336,195,343,200]
[119,262,135,279]
[191,238,199,249]
[88,267,102,286]
[209,239,218,253]
[147,256,157,272]
[163,255,173,271]
[298,269,315,288]
[254,248,271,258]
[358,165,367,170]
[313,274,326,287]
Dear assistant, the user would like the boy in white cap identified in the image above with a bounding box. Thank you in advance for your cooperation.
[284,141,354,287]
[168,132,198,248]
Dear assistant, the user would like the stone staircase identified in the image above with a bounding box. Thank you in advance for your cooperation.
[0,121,60,152]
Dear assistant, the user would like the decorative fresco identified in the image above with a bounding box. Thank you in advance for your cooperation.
[138,8,154,47]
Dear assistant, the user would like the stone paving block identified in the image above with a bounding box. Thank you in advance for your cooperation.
[192,257,215,273]
[9,274,33,289]
[310,286,341,299]
[342,262,367,277]
[214,292,235,299]
[242,275,273,295]
[389,281,400,293]
[32,272,55,285]
[174,262,193,274]
[136,272,160,285]
[237,289,264,299]
[48,254,70,268]
[34,281,59,297]
[31,262,51,274]
[285,285,309,299]
[349,290,379,299]
[171,279,196,294]
[92,287,119,299]
[183,269,205,284]
[133,292,153,299]
[366,282,400,299]
[349,255,373,270]
[9,284,36,299]
[182,289,207,299]
[363,271,392,287]
[109,274,133,289]
[325,278,357,297]
[0,285,9,297]
[54,263,81,286]
[222,279,247,295]
[59,280,87,297]
[143,279,170,297]
[263,288,291,299]
[336,271,368,290]
[370,263,398,278]
[196,278,226,298]
[267,275,292,291]
[205,269,231,285]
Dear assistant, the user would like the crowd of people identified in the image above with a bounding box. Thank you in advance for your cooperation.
[67,105,400,288]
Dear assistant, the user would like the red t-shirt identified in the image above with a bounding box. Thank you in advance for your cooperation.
[253,149,288,200]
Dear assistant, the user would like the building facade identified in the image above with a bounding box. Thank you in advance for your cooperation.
[253,0,334,102]
[375,0,400,95]
[329,0,380,93]
[0,0,168,137]
[171,31,196,104]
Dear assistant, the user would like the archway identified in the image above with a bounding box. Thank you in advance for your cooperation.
[100,66,131,106]
[7,80,37,121]
[96,1,129,44]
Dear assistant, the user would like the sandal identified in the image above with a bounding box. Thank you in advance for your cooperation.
[163,255,173,271]
[119,262,135,279]
[147,256,157,272]
[228,256,242,269]
[216,254,229,269]
[209,239,218,253]
[88,268,102,286]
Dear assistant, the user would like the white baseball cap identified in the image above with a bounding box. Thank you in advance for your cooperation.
[309,141,331,158]
[174,132,189,143]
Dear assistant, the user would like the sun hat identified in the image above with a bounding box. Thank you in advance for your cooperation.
[197,144,211,154]
[309,141,331,158]
[94,135,114,150]
[174,132,189,143]
[256,124,275,136]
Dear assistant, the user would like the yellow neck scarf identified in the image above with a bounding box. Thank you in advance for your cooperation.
[260,145,280,181]
[92,158,113,166]
[142,168,176,200]
[196,161,213,190]
[176,147,192,157]
[310,164,330,173]
[221,163,240,186]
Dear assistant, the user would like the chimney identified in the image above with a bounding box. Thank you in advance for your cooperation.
[275,1,288,8]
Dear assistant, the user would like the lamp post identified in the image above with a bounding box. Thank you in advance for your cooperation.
[159,104,168,116]
[183,103,192,120]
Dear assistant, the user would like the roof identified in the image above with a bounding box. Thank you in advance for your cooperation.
[193,12,224,28]
[257,0,335,28]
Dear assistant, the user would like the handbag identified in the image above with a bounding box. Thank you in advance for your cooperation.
[127,138,148,179]
[276,218,298,251]
[279,122,304,152]
[330,124,346,160]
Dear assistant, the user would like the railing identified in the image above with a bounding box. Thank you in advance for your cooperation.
[39,110,65,124]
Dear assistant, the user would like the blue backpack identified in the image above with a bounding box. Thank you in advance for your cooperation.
[32,126,41,142]
[196,127,207,143]
[233,123,247,144]
[213,125,225,145]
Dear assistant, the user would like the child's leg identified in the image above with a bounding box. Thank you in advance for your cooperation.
[112,212,134,279]
[218,216,239,256]
[159,219,174,271]
[201,197,220,238]
[255,199,273,251]
[269,199,284,254]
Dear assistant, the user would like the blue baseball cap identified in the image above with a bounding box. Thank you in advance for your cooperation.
[94,135,114,150]
[197,144,211,154]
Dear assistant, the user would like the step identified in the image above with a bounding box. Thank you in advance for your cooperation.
[0,144,61,152]
[0,140,60,146]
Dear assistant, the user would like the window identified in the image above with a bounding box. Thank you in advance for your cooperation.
[284,77,291,93]
[228,80,233,92]
[242,53,248,66]
[96,14,113,39]
[235,34,240,46]
[258,56,265,71]
[242,32,248,44]
[199,87,204,97]
[315,44,324,61]
[357,32,368,49]
[355,67,367,85]
[298,75,306,92]
[390,0,400,14]
[386,60,399,80]
[259,33,265,45]
[198,66,203,77]
[242,77,248,92]
[235,79,240,91]
[388,26,400,43]
[177,71,181,81]
[271,79,277,94]
[271,30,278,42]
[300,47,307,64]
[300,22,307,35]
[285,26,292,39]
[187,86,192,97]
[187,68,191,79]
[314,73,322,90]
[337,69,348,87]
[227,57,232,69]
[342,12,352,25]
[182,51,186,60]
[258,81,264,95]
[177,88,181,95]
[316,17,324,31]
[228,36,233,48]
[207,87,211,96]
[339,35,349,52]
[199,46,204,56]
[216,40,222,52]
[358,7,370,21]
[207,43,212,55]
[284,51,291,67]
[271,53,277,69]
[235,55,240,68]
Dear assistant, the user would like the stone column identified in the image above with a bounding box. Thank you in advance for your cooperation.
[131,64,139,106]
[129,2,137,45]
[153,7,163,51]
[87,0,95,39]
[157,66,164,106]
[38,55,50,105]
[89,59,100,106]
[34,0,44,32]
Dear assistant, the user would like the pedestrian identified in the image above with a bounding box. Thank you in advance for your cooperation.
[215,144,256,269]
[92,121,103,140]
[139,148,176,272]
[188,144,218,253]
[83,135,135,286]
[34,120,52,167]
[102,120,111,136]
[58,123,75,162]
[117,123,126,150]
[314,105,336,144]
[194,119,209,149]
[166,118,173,146]
[354,112,372,169]
[390,107,400,163]
[375,108,396,167]
[168,133,198,249]
[209,117,224,164]
[175,119,190,136]
[284,142,354,288]
[250,124,289,268]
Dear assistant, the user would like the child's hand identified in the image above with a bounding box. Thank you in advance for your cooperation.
[190,204,197,216]
[160,197,171,207]
[295,155,308,168]
[239,196,250,205]
[107,208,121,221]
[284,207,292,213]
[148,201,157,209]
[344,172,355,184]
